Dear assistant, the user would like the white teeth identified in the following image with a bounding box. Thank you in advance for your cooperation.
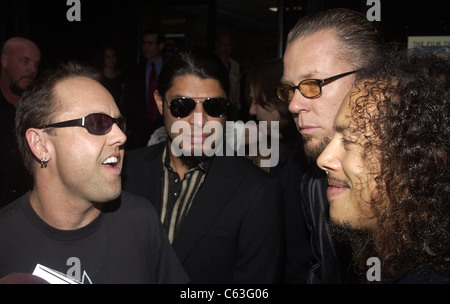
[103,156,118,165]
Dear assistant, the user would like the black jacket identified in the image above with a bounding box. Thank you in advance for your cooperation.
[301,163,355,283]
[122,142,284,284]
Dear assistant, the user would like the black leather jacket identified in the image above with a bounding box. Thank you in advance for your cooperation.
[300,163,354,284]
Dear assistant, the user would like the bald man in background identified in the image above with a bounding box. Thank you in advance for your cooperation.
[0,37,41,207]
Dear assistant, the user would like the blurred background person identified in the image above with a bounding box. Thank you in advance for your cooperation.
[215,32,240,121]
[246,58,306,173]
[96,45,125,111]
[245,58,311,283]
[122,28,165,149]
[0,37,40,208]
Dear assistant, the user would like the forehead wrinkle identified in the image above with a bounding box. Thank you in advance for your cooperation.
[282,67,320,85]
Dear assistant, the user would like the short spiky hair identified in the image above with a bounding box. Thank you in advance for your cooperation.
[15,61,101,174]
[350,46,450,281]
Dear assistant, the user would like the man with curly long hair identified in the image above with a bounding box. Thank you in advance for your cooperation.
[317,47,450,283]
[279,8,383,283]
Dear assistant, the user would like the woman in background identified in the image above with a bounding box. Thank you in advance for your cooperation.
[245,58,311,283]
[96,45,125,110]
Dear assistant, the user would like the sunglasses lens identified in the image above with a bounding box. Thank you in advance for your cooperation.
[116,117,126,133]
[203,98,229,117]
[300,80,321,98]
[84,114,112,135]
[276,87,293,102]
[170,98,196,118]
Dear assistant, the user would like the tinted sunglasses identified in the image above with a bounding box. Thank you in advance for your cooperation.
[38,113,126,135]
[276,70,358,102]
[166,97,229,119]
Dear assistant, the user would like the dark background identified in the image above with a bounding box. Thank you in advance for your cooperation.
[1,0,448,73]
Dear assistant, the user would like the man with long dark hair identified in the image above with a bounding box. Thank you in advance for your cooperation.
[317,48,450,283]
[122,47,283,283]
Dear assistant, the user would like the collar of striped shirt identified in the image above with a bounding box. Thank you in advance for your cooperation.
[160,145,212,243]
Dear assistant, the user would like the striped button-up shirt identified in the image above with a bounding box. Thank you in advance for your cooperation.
[160,147,211,243]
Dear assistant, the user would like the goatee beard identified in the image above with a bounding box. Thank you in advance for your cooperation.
[179,153,211,168]
[328,219,377,281]
[303,135,330,160]
[10,83,25,96]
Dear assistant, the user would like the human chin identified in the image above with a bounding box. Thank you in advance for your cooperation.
[92,180,122,204]
[328,218,371,250]
[303,135,330,160]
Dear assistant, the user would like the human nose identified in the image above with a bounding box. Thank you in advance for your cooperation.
[190,102,206,128]
[288,88,311,114]
[317,138,340,174]
[109,123,127,147]
[27,61,38,75]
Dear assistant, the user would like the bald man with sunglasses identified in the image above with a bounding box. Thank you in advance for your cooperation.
[0,62,188,284]
[122,47,284,284]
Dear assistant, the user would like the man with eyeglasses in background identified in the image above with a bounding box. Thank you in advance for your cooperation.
[277,8,383,283]
[0,62,189,284]
[122,47,283,284]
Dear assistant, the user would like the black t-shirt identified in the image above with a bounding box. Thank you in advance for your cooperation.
[0,191,189,284]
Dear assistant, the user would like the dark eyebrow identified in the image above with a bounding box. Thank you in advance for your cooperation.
[334,123,345,133]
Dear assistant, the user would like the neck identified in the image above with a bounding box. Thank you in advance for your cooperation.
[147,56,161,64]
[103,67,118,78]
[29,185,102,231]
[169,152,188,180]
[0,78,20,107]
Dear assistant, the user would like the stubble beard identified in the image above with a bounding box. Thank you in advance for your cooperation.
[302,134,330,160]
[175,141,216,168]
[328,219,377,281]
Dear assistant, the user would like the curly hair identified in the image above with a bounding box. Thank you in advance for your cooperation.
[350,46,450,281]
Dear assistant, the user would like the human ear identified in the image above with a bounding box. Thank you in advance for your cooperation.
[25,128,52,166]
[154,90,164,115]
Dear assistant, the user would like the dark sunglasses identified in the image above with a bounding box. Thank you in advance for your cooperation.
[166,97,229,119]
[37,113,126,135]
[276,70,358,102]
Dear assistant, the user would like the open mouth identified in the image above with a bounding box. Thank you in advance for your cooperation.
[102,156,119,168]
